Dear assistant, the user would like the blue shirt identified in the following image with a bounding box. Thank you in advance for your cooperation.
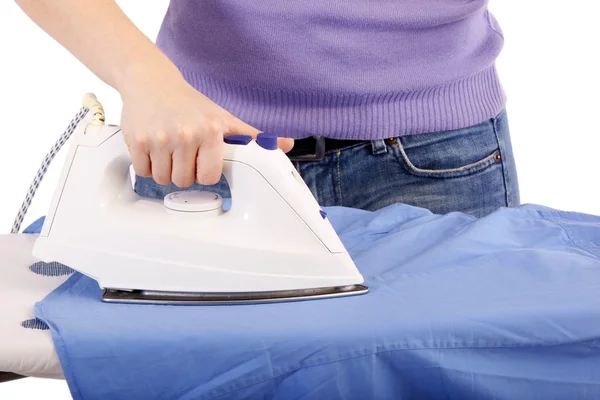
[32,203,600,399]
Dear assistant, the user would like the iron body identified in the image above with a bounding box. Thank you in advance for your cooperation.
[31,95,368,305]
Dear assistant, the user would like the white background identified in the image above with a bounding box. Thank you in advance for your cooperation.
[1,1,599,398]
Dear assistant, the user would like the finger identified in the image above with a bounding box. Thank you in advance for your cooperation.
[196,136,223,186]
[149,146,173,186]
[277,137,295,153]
[224,114,260,138]
[171,145,198,188]
[131,151,152,178]
[125,134,152,177]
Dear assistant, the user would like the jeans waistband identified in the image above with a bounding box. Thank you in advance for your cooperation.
[287,137,391,161]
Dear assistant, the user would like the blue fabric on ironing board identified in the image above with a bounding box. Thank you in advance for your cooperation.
[23,216,46,234]
[31,204,600,400]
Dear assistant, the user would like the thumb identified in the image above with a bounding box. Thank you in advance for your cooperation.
[224,113,295,153]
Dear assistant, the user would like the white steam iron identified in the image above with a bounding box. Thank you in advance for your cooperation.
[18,94,367,305]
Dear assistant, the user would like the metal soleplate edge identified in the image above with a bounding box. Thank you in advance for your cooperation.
[101,284,369,305]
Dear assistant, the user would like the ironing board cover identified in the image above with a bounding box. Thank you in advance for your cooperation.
[31,204,600,400]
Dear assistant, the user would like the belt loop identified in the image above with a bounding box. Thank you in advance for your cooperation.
[370,139,387,155]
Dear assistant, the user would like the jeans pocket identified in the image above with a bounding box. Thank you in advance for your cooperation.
[390,116,503,179]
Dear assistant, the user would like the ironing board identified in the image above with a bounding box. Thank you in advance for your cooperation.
[0,232,65,380]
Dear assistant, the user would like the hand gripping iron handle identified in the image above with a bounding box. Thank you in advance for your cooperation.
[37,93,347,254]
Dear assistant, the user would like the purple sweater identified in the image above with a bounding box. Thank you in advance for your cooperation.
[156,1,505,139]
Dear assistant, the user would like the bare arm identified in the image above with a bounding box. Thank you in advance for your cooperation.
[14,0,178,92]
[14,0,293,186]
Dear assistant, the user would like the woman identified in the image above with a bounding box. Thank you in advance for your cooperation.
[15,0,519,217]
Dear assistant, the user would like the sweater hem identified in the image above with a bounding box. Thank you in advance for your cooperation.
[178,65,506,140]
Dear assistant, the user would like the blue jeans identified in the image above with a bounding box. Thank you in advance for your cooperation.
[135,109,519,218]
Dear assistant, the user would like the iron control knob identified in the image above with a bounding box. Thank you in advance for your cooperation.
[224,134,252,145]
[256,133,278,150]
[163,191,223,212]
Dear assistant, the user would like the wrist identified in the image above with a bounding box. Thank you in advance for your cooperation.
[114,48,184,98]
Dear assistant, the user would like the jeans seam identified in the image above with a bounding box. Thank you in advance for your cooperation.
[492,116,510,207]
[336,150,343,205]
[393,140,500,179]
[324,141,366,155]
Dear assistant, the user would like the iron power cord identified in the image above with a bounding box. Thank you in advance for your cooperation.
[10,93,106,234]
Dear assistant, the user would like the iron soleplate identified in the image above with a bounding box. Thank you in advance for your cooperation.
[101,284,369,305]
